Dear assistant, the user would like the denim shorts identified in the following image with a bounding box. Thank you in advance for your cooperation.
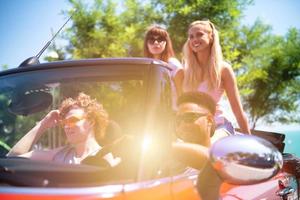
[216,118,235,135]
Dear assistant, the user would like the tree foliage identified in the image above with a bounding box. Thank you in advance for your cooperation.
[154,0,253,53]
[1,65,8,71]
[244,27,300,128]
[54,0,162,59]
[44,0,299,128]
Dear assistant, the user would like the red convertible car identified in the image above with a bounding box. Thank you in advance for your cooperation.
[0,58,298,199]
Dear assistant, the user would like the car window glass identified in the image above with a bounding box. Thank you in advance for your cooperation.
[137,67,188,180]
[0,65,146,185]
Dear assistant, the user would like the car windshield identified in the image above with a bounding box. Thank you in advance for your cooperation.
[0,62,150,186]
[1,65,145,148]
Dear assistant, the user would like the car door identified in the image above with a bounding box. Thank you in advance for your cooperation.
[0,186,125,200]
[138,65,202,200]
[123,177,172,200]
[171,169,202,200]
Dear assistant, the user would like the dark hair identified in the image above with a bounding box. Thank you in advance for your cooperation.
[177,92,216,115]
[143,25,175,62]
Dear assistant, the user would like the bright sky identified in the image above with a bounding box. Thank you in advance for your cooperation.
[0,0,299,131]
[241,0,300,35]
[0,0,71,68]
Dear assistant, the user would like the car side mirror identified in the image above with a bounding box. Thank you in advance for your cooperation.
[210,135,283,185]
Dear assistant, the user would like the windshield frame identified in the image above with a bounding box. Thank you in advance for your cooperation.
[0,58,175,187]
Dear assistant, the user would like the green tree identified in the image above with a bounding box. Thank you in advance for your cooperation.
[44,0,299,129]
[47,0,162,60]
[244,28,300,128]
[226,20,274,96]
[153,0,253,54]
[1,65,8,71]
[224,19,300,128]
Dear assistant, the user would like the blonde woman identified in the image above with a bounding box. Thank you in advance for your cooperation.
[174,20,250,140]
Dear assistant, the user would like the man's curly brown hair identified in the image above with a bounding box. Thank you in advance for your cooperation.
[59,92,109,140]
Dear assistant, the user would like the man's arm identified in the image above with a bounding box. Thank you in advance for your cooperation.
[16,148,61,162]
[7,110,60,156]
[171,142,209,170]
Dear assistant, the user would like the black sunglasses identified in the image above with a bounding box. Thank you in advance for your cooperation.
[147,36,166,44]
[176,112,208,125]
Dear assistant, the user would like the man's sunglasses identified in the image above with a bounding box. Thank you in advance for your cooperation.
[61,115,85,127]
[176,112,208,124]
[147,36,166,44]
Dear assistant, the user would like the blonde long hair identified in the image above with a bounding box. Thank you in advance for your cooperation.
[183,20,223,90]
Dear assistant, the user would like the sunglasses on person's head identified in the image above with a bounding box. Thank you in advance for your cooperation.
[61,115,86,127]
[176,112,208,124]
[147,36,166,44]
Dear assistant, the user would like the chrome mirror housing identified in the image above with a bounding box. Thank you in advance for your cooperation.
[210,135,283,185]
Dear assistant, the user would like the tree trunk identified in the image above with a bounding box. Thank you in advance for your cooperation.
[251,117,258,130]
